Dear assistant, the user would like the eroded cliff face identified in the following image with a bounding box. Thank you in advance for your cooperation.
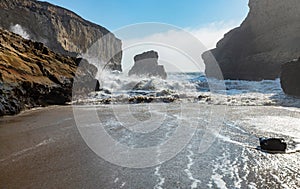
[0,0,122,71]
[0,29,98,116]
[202,0,300,80]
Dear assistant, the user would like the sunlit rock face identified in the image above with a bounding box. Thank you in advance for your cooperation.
[0,29,99,116]
[202,0,300,80]
[129,50,167,79]
[0,0,122,71]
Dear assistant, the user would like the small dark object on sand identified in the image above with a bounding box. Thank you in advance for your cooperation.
[259,138,287,152]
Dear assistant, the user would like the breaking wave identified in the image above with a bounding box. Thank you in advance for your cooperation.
[76,71,299,107]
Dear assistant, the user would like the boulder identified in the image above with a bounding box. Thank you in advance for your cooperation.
[259,138,287,152]
[129,51,167,79]
[280,58,300,97]
[202,0,300,80]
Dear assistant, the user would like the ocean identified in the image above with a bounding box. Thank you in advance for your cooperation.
[70,72,300,188]
[76,72,299,108]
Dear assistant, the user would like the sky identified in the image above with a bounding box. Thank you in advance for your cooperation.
[45,0,249,72]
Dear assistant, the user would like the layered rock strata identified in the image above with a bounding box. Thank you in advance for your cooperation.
[0,29,98,116]
[0,0,122,71]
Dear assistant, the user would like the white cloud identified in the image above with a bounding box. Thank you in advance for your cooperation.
[120,21,239,73]
[187,21,239,49]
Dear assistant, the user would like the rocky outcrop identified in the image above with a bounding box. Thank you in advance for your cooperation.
[72,58,100,98]
[0,0,122,71]
[280,57,300,97]
[128,51,167,79]
[0,29,98,116]
[202,0,300,80]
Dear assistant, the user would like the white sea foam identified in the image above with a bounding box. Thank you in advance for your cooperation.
[76,70,300,108]
[241,116,300,138]
[211,174,228,189]
[216,133,246,147]
[154,166,165,189]
[98,71,198,96]
[184,144,201,189]
[98,72,295,105]
[114,177,119,183]
[120,182,126,188]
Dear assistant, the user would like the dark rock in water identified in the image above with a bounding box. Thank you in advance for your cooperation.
[197,95,210,100]
[202,0,300,80]
[129,51,167,79]
[280,57,300,97]
[128,96,177,104]
[0,0,122,71]
[259,138,287,152]
[128,96,153,104]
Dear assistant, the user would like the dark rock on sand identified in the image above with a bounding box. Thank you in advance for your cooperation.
[129,51,167,79]
[259,138,287,152]
[280,57,300,97]
[202,0,300,80]
[0,0,122,71]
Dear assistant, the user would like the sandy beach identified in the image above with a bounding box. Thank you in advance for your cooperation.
[1,104,300,188]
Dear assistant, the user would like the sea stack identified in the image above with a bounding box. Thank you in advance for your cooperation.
[202,0,300,80]
[129,50,167,79]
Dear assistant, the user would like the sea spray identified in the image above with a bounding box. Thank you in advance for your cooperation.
[10,24,30,40]
[73,60,299,107]
[96,71,199,97]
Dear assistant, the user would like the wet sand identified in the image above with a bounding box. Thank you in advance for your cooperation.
[0,106,115,188]
[1,104,300,188]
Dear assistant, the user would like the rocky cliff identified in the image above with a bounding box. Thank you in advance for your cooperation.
[280,57,300,97]
[0,29,98,116]
[129,51,167,79]
[0,0,122,71]
[202,0,300,80]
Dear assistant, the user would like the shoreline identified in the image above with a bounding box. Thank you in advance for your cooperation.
[0,104,72,118]
[2,95,300,119]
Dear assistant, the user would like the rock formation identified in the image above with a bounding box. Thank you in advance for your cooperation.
[0,0,122,71]
[128,51,167,79]
[202,0,300,80]
[280,57,300,97]
[0,29,98,116]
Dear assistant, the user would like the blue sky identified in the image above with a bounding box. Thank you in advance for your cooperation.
[45,0,249,31]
